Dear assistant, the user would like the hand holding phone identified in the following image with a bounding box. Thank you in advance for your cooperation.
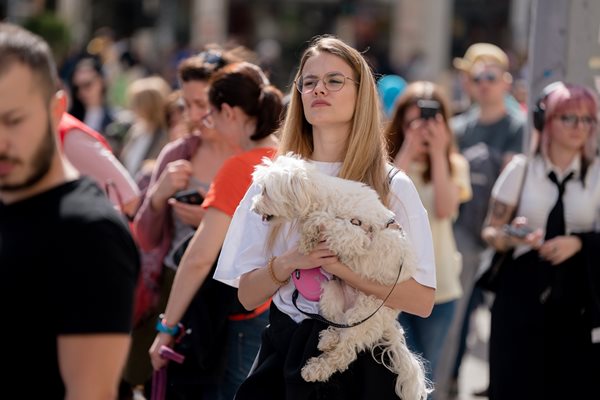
[503,224,534,239]
[172,189,204,205]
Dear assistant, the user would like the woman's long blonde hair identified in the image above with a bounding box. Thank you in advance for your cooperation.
[278,35,390,203]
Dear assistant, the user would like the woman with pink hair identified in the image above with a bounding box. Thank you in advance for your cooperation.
[481,82,600,399]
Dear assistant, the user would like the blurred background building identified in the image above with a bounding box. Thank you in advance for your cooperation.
[3,0,599,109]
[0,0,532,96]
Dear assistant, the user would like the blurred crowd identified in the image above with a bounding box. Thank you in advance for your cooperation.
[1,14,599,400]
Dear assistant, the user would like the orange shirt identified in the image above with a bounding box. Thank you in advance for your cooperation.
[203,147,276,217]
[203,147,276,320]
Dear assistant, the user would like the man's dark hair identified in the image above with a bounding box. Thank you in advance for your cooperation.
[0,22,59,101]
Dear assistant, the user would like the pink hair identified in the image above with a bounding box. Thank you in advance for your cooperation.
[539,83,599,162]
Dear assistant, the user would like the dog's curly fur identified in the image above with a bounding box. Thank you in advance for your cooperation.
[251,154,431,400]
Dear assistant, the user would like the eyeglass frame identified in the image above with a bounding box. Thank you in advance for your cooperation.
[201,108,215,129]
[295,72,359,94]
[554,114,597,130]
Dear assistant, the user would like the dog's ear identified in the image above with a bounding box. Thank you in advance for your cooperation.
[251,157,274,184]
[287,168,318,215]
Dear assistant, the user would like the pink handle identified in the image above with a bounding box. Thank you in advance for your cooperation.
[159,345,185,364]
[151,346,185,400]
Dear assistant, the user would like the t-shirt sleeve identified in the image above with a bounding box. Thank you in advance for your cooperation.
[491,154,527,206]
[203,156,253,217]
[55,219,139,334]
[451,153,473,203]
[389,172,437,288]
[213,184,269,288]
[63,129,140,205]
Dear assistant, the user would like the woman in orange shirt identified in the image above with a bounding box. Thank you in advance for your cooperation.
[149,61,282,399]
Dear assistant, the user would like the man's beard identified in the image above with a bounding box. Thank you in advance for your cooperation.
[0,118,55,191]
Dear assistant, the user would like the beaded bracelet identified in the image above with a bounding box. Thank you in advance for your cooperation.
[155,314,184,337]
[268,256,290,286]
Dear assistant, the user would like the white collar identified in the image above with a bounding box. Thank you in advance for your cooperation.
[543,155,581,181]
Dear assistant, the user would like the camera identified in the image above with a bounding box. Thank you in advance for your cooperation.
[417,99,440,120]
[172,189,204,205]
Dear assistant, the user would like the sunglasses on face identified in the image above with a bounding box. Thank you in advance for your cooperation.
[471,71,500,84]
[556,114,596,130]
[295,72,358,94]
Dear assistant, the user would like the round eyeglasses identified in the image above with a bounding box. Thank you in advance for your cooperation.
[295,72,358,94]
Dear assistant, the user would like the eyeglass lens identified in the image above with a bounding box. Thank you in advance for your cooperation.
[201,110,214,129]
[558,114,596,129]
[297,73,350,93]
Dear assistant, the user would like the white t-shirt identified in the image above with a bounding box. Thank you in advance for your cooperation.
[214,161,436,323]
[492,154,600,258]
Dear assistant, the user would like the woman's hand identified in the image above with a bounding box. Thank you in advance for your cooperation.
[149,333,175,371]
[424,115,450,156]
[506,217,544,249]
[153,160,193,205]
[538,235,582,265]
[168,197,206,227]
[394,121,428,170]
[278,240,338,273]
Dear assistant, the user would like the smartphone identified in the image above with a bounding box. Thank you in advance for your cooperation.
[172,189,204,205]
[417,99,441,120]
[503,224,534,239]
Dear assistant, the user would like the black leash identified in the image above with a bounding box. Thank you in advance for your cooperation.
[292,254,404,329]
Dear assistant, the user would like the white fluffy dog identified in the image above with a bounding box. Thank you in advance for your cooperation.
[251,153,430,400]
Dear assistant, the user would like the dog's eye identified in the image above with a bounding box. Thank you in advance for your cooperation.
[350,218,362,226]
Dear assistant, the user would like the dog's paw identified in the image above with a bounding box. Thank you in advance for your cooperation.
[301,357,334,382]
[318,329,340,351]
[317,327,340,352]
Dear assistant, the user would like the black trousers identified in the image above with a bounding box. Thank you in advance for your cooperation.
[235,303,402,400]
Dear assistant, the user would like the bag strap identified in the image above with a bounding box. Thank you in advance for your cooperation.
[388,165,401,183]
[511,158,529,220]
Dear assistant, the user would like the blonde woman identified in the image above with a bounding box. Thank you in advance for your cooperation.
[214,36,436,399]
[119,76,171,175]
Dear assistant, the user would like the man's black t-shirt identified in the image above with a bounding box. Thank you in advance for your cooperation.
[0,178,139,398]
[451,106,525,154]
